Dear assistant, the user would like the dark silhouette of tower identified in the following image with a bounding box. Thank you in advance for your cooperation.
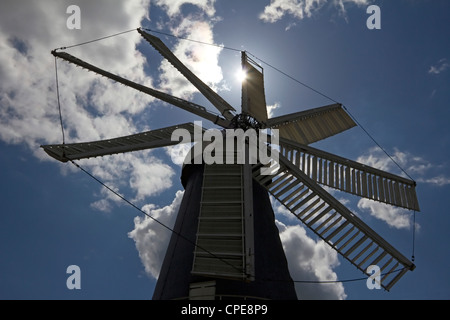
[152,163,298,300]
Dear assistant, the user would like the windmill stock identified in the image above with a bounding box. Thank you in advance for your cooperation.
[42,28,419,299]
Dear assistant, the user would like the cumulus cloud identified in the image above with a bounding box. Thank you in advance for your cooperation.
[271,196,346,299]
[154,0,216,17]
[0,0,189,208]
[129,158,175,201]
[358,199,413,230]
[157,18,225,100]
[259,0,327,23]
[165,142,194,166]
[277,220,347,300]
[128,190,184,278]
[259,0,370,23]
[128,189,347,299]
[0,0,229,211]
[72,151,175,211]
[0,0,150,145]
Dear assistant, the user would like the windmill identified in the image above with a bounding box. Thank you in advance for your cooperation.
[42,28,419,300]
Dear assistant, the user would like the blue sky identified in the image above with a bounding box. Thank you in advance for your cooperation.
[0,0,449,300]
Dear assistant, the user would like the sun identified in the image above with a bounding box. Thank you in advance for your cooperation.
[236,68,247,83]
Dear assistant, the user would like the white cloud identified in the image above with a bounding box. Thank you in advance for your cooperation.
[357,147,450,188]
[428,58,450,75]
[165,142,194,166]
[128,190,184,278]
[0,0,186,206]
[90,187,124,213]
[417,175,450,187]
[0,0,151,148]
[356,147,395,172]
[334,0,371,17]
[154,0,216,17]
[272,196,346,299]
[357,199,413,230]
[0,1,228,210]
[259,0,370,23]
[267,102,281,118]
[157,19,225,100]
[128,189,347,299]
[259,0,327,23]
[73,151,175,210]
[129,158,175,201]
[277,220,347,300]
[271,195,297,221]
[355,146,450,227]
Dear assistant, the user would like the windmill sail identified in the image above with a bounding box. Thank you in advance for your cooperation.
[41,123,203,162]
[241,52,268,123]
[51,51,231,128]
[266,103,356,145]
[253,152,415,291]
[279,137,420,211]
[138,29,236,121]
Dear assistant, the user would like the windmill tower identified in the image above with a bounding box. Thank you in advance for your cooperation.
[42,28,419,300]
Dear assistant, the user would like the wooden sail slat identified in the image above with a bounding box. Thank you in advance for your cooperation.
[280,137,420,211]
[42,123,203,162]
[253,152,415,290]
[267,103,357,145]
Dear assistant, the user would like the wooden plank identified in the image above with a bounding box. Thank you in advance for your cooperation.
[297,198,321,219]
[282,185,305,204]
[362,173,368,198]
[378,177,385,203]
[345,235,369,258]
[352,241,373,264]
[356,170,362,197]
[325,220,350,242]
[318,158,323,184]
[389,181,395,206]
[329,162,335,188]
[345,166,351,192]
[373,175,379,201]
[278,137,420,211]
[337,229,359,251]
[312,156,318,181]
[394,182,402,207]
[303,202,327,223]
[351,169,356,194]
[307,206,333,227]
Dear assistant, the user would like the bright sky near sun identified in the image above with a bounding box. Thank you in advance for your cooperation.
[0,0,449,300]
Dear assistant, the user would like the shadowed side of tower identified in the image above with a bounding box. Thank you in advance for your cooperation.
[152,163,298,300]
